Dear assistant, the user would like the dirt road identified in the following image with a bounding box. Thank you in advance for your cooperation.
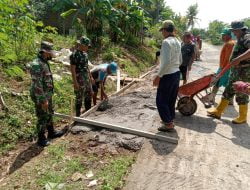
[122,43,250,190]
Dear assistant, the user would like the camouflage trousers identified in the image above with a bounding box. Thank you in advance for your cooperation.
[75,84,92,116]
[222,66,250,105]
[34,98,54,135]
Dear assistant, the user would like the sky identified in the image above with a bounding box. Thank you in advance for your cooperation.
[164,0,250,29]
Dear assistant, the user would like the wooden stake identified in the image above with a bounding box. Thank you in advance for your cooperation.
[117,69,121,92]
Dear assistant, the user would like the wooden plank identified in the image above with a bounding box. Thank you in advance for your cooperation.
[73,66,156,118]
[81,80,137,117]
[109,76,144,82]
[139,65,156,79]
[111,80,137,96]
[54,112,178,144]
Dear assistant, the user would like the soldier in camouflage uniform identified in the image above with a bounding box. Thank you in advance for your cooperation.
[208,21,250,124]
[70,36,93,116]
[30,41,64,146]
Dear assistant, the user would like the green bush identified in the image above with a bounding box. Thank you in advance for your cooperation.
[144,38,158,48]
[4,66,25,81]
[125,35,141,47]
[102,46,122,61]
[0,53,18,65]
[103,51,115,62]
[210,33,223,45]
[0,0,38,64]
[207,20,227,45]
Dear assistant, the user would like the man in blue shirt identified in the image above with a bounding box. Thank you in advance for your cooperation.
[91,62,118,105]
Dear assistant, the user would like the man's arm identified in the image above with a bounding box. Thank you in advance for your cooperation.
[100,80,108,100]
[88,67,95,84]
[157,41,171,77]
[30,64,48,111]
[70,65,79,90]
[153,41,170,86]
[231,49,250,66]
[99,71,108,100]
[188,45,196,70]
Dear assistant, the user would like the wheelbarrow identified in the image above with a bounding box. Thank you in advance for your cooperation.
[176,64,231,116]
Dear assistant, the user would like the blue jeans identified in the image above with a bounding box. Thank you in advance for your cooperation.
[156,71,180,123]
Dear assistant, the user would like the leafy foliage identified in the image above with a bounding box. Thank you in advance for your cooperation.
[4,66,25,81]
[207,20,227,45]
[186,3,199,30]
[0,0,38,64]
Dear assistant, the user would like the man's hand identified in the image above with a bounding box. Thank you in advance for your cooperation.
[41,100,48,112]
[231,58,240,66]
[153,76,160,87]
[73,82,80,90]
[91,77,95,85]
[101,92,108,100]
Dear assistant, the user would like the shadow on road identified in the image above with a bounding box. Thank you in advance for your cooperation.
[220,118,250,150]
[175,113,217,134]
[222,105,238,118]
[8,144,43,175]
[150,130,179,155]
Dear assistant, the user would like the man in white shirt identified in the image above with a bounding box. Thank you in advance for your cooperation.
[153,20,182,131]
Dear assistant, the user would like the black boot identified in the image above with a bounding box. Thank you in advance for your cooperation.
[37,133,50,147]
[47,124,64,139]
[76,104,81,117]
[84,97,92,111]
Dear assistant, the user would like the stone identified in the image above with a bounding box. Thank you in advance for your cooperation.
[71,172,84,182]
[71,125,93,134]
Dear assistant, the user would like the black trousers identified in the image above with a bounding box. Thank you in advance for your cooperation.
[156,71,180,123]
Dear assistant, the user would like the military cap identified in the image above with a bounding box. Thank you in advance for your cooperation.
[229,21,248,30]
[40,41,54,52]
[159,20,175,31]
[77,36,91,47]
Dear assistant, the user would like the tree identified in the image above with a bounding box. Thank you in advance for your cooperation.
[146,0,165,24]
[0,0,38,64]
[60,0,149,45]
[243,17,250,28]
[160,6,175,21]
[191,28,207,39]
[207,20,227,45]
[186,3,199,30]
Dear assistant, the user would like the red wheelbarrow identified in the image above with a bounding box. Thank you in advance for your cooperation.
[176,64,231,116]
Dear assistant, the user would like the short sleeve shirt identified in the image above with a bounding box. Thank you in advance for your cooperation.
[70,50,89,73]
[91,64,109,82]
[181,42,195,66]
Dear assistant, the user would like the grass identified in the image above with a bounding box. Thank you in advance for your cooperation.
[98,156,135,190]
[35,141,85,188]
[0,138,136,190]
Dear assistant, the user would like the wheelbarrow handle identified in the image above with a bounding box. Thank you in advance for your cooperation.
[216,63,232,79]
[210,63,232,86]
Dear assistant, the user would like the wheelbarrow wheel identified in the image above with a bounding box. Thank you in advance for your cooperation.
[177,96,197,116]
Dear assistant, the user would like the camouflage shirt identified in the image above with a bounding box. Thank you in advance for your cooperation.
[70,50,90,86]
[70,50,89,73]
[231,32,250,65]
[30,55,54,104]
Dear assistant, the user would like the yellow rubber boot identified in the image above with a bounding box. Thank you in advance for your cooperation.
[207,98,229,119]
[232,105,248,124]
